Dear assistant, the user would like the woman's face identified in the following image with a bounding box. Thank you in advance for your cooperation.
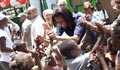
[55,16,67,28]
[44,13,52,22]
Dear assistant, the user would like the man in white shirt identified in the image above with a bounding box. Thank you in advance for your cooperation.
[94,2,109,24]
[18,13,32,50]
[27,6,44,47]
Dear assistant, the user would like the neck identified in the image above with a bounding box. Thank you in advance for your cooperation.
[32,15,38,20]
[49,20,54,28]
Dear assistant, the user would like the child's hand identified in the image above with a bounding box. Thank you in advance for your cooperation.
[95,22,105,35]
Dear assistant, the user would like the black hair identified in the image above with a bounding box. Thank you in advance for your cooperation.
[53,7,73,25]
[58,39,77,58]
[73,5,78,13]
[96,2,102,8]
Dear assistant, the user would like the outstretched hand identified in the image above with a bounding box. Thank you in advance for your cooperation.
[94,22,105,35]
[80,18,99,32]
[47,30,56,40]
[35,35,44,47]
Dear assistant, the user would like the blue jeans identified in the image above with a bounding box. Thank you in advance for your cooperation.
[0,61,10,70]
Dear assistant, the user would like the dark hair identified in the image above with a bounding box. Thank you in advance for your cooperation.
[58,39,77,58]
[107,38,117,55]
[53,7,73,25]
[96,2,102,6]
[113,26,120,37]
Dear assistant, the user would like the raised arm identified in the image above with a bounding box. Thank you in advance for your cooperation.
[90,22,104,54]
[96,52,109,70]
[78,29,90,50]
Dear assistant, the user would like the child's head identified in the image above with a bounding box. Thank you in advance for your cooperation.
[83,4,95,21]
[58,39,80,59]
[9,52,35,70]
[110,26,120,50]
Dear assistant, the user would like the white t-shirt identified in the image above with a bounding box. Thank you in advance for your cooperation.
[22,18,32,48]
[4,23,20,38]
[0,29,14,63]
[31,16,44,46]
[94,10,109,24]
[22,18,31,33]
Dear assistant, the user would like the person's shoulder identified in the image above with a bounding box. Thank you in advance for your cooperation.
[36,15,44,22]
[24,18,30,22]
[37,16,44,20]
[23,19,31,24]
[73,13,82,19]
[0,29,5,32]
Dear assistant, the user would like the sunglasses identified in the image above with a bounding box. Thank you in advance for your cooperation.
[27,12,32,15]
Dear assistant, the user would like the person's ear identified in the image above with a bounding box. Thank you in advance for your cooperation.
[71,50,77,57]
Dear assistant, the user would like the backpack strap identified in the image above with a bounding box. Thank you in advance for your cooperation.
[102,9,106,20]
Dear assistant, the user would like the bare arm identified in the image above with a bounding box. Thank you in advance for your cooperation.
[56,35,80,43]
[23,32,28,42]
[80,18,110,33]
[97,52,109,70]
[8,18,19,29]
[0,37,14,52]
[90,23,104,54]
[78,29,90,50]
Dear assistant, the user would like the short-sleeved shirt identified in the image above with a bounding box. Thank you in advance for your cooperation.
[30,16,45,46]
[0,29,14,63]
[94,10,109,24]
[22,18,32,48]
[56,15,86,39]
[65,53,90,70]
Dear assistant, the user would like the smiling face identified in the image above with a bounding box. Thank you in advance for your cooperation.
[43,13,52,22]
[55,16,67,28]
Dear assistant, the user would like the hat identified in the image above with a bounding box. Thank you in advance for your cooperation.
[17,13,26,18]
[0,12,6,20]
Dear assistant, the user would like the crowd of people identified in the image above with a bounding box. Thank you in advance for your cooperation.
[0,0,120,70]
